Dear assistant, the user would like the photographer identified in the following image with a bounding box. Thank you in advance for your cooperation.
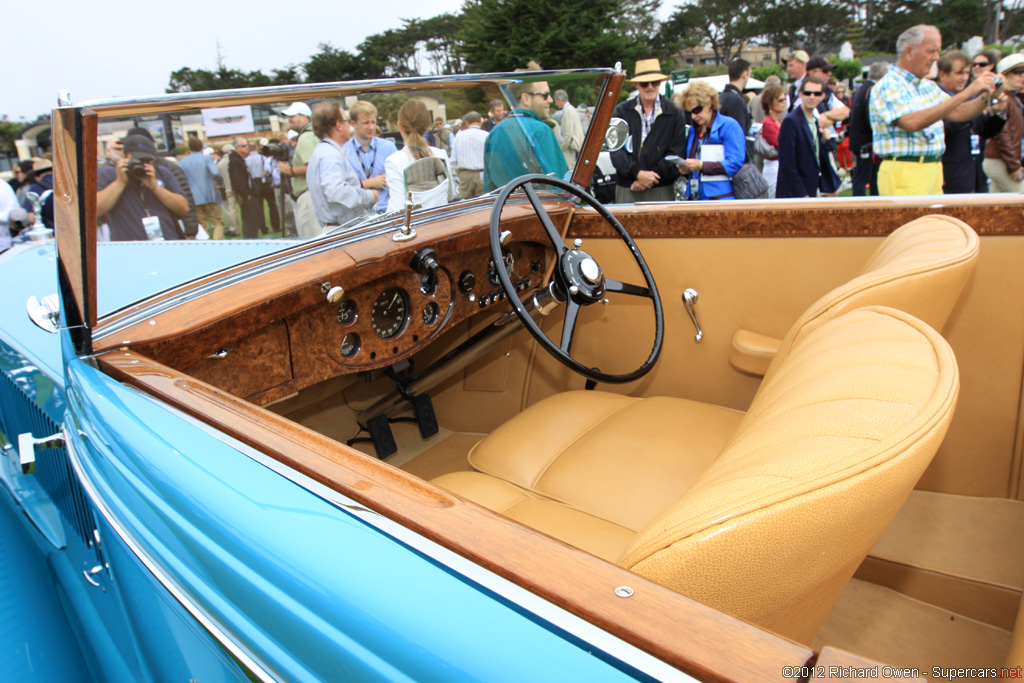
[97,134,188,241]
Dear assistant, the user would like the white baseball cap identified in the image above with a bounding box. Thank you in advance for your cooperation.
[280,102,312,117]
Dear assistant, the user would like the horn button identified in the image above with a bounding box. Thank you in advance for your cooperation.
[559,249,605,302]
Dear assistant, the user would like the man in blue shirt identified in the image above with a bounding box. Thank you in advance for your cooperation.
[483,78,568,192]
[343,100,396,213]
[179,136,225,238]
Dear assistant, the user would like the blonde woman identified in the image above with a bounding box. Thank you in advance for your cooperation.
[385,100,453,212]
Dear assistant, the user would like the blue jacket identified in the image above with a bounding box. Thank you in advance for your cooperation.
[683,112,745,200]
[776,107,840,198]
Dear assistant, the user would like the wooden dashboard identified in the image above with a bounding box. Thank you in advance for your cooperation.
[114,202,559,404]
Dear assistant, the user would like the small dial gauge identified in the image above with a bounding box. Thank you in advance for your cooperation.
[340,333,360,358]
[337,299,357,325]
[422,302,439,326]
[371,287,409,339]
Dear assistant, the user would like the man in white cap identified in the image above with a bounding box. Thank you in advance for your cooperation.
[983,53,1024,192]
[785,50,810,111]
[869,24,998,195]
[277,101,320,236]
[609,57,687,202]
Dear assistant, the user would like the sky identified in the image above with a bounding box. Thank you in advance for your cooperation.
[4,0,474,121]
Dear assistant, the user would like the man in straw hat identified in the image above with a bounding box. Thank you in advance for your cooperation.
[610,58,687,202]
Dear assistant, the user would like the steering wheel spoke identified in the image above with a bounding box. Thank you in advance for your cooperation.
[523,183,568,252]
[560,299,580,353]
[605,278,652,298]
[490,174,663,384]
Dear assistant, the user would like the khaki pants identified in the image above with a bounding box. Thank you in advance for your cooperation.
[221,192,239,236]
[296,192,322,239]
[457,169,484,199]
[877,160,943,196]
[196,203,225,240]
[982,158,1024,193]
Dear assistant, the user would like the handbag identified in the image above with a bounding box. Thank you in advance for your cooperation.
[753,132,777,159]
[731,163,769,199]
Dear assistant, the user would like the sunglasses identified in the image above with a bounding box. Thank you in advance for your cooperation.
[776,96,787,102]
[973,61,990,68]
[638,82,660,89]
[688,105,704,116]
[529,91,550,98]
[1010,68,1024,76]
[802,90,824,97]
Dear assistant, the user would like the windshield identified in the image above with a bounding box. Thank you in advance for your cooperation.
[88,70,611,318]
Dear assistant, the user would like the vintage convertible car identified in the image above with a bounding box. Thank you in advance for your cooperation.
[2,67,1023,682]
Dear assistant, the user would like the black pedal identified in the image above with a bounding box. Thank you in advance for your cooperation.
[584,379,597,391]
[411,393,439,439]
[366,414,397,459]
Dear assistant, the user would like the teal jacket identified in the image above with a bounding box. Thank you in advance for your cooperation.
[483,109,569,191]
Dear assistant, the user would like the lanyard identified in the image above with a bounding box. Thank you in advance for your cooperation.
[356,143,376,178]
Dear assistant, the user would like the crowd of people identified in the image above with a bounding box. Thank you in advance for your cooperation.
[624,24,1017,201]
[4,26,1017,249]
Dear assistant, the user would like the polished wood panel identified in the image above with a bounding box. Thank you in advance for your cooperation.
[99,349,815,682]
[569,195,1024,239]
[54,108,98,352]
[571,71,625,191]
[185,320,292,399]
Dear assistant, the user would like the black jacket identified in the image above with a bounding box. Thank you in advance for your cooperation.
[228,152,253,202]
[941,86,1005,194]
[719,83,751,136]
[610,95,687,189]
[848,79,875,155]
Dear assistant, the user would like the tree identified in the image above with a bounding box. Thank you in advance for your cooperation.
[303,43,365,83]
[666,0,758,65]
[0,117,26,157]
[460,0,638,72]
[166,66,299,93]
[412,14,467,75]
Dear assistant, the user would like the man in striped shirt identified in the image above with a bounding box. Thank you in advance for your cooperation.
[869,24,997,195]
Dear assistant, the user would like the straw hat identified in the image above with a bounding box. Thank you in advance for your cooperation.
[630,58,668,83]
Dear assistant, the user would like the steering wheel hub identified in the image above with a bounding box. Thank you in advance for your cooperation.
[560,249,605,302]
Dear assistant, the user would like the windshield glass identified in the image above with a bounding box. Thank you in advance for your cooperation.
[89,69,611,318]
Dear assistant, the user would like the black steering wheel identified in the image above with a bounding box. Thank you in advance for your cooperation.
[489,174,663,384]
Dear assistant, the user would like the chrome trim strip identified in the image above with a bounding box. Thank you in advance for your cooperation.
[74,69,614,114]
[152,398,694,682]
[63,428,284,683]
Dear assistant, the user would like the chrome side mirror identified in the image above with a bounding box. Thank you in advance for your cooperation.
[603,118,629,152]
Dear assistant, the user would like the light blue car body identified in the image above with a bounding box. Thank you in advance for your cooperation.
[0,240,667,683]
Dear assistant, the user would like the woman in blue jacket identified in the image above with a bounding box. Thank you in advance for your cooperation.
[674,81,746,200]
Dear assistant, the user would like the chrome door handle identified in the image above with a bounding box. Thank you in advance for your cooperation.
[682,288,704,343]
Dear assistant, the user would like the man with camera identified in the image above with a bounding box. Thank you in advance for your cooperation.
[96,134,188,241]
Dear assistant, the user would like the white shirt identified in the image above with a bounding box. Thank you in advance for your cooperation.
[451,125,488,172]
[385,146,452,213]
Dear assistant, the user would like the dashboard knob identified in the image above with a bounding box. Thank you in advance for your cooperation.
[326,286,345,304]
[459,270,476,293]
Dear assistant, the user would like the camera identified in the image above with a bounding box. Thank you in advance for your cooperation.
[995,76,1004,90]
[260,143,290,162]
[126,158,150,182]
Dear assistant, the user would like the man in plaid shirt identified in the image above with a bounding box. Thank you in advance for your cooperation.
[870,24,999,195]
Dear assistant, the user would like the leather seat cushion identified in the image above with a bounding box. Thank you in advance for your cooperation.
[431,471,636,561]
[467,391,744,532]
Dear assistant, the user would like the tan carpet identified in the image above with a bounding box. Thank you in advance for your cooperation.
[813,579,1011,671]
[396,432,483,480]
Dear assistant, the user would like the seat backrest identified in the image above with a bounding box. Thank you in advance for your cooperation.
[618,307,959,644]
[761,215,978,387]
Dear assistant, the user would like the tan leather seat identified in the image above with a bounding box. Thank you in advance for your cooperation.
[434,307,959,643]
[759,214,977,382]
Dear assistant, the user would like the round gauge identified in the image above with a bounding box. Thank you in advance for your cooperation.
[371,287,409,339]
[340,333,360,358]
[422,302,439,326]
[337,299,357,325]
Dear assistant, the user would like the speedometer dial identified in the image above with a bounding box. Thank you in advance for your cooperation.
[371,288,408,339]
